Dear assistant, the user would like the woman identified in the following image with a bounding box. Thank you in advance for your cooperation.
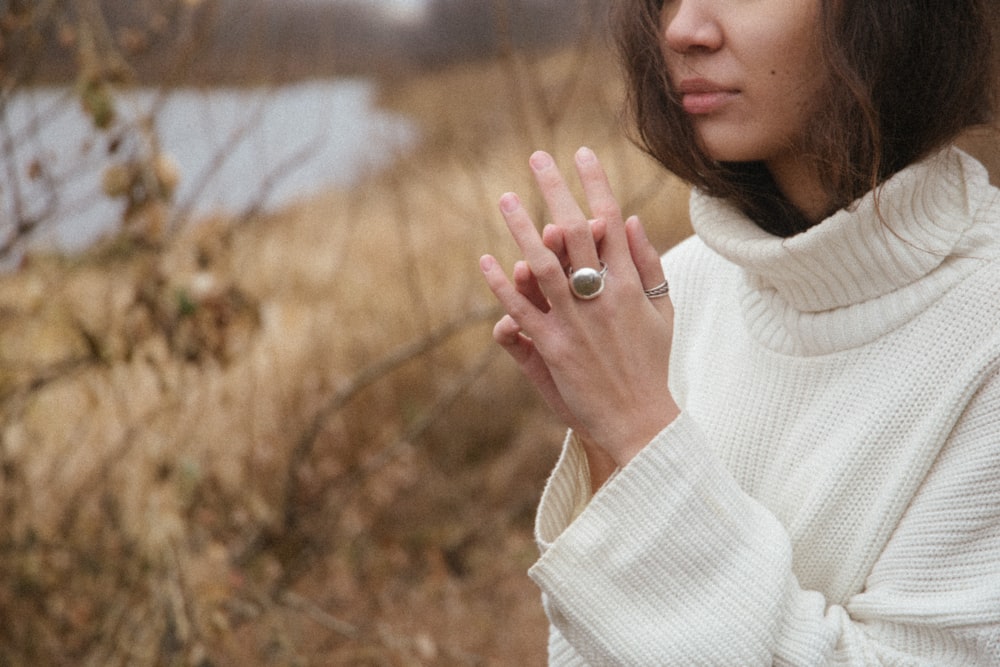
[480,0,1000,664]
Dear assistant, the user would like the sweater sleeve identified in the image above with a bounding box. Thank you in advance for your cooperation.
[529,406,1000,665]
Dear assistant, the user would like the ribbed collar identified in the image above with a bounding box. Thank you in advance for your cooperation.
[690,147,1000,355]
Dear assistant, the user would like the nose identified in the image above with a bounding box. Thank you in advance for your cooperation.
[661,1,723,55]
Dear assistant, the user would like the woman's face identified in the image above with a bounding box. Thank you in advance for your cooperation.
[659,0,826,170]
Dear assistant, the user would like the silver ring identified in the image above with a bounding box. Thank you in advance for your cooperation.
[568,261,608,300]
[644,279,670,299]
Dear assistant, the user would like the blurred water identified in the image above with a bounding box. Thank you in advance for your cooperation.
[1,80,417,253]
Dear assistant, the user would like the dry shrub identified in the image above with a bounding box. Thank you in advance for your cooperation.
[0,40,692,665]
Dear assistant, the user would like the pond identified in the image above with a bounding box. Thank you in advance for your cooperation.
[1,80,417,254]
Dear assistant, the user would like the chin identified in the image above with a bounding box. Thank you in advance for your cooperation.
[693,128,758,164]
[699,142,762,164]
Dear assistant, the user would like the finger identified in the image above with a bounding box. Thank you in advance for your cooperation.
[624,215,666,289]
[493,313,525,349]
[590,218,609,252]
[574,147,632,272]
[625,216,672,322]
[541,225,567,267]
[492,314,545,398]
[542,220,608,266]
[513,260,550,313]
[497,193,574,307]
[480,253,548,329]
[529,151,601,273]
[493,316,554,395]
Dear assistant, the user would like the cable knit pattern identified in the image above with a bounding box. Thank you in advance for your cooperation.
[529,147,1000,665]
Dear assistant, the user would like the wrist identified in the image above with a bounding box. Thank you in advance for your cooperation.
[576,435,618,493]
[606,399,682,468]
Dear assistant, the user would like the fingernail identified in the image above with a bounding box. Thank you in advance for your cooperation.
[499,192,520,214]
[529,151,554,171]
[626,214,646,237]
[576,146,596,163]
[479,255,496,272]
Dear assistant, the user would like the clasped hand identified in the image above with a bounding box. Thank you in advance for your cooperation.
[480,147,680,470]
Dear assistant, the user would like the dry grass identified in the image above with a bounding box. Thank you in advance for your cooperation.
[0,40,692,665]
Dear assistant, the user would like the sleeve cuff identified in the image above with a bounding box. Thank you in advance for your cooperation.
[535,430,600,553]
[529,412,794,664]
[534,414,693,554]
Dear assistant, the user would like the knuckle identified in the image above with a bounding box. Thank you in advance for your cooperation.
[534,259,567,283]
[493,317,519,344]
[565,221,593,244]
[593,200,621,219]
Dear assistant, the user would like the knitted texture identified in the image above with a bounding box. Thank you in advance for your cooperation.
[530,148,1000,665]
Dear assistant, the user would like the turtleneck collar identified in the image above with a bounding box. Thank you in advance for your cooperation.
[689,147,1000,355]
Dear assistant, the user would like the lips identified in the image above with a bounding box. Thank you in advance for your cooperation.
[677,78,739,114]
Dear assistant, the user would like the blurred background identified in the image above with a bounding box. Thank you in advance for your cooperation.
[0,1,692,664]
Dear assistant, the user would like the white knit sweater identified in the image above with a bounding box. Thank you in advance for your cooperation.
[530,147,1000,665]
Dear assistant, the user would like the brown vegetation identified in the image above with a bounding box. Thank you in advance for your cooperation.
[0,18,693,665]
[5,0,603,86]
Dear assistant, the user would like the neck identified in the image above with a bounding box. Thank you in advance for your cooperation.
[767,154,833,226]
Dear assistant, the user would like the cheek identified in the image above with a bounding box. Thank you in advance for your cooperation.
[792,60,827,118]
[760,71,823,143]
[764,40,826,120]
[767,64,819,106]
[758,4,825,95]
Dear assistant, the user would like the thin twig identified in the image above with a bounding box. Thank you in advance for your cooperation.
[280,591,358,639]
[233,305,501,569]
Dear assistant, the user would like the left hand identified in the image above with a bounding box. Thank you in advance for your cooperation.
[480,147,680,466]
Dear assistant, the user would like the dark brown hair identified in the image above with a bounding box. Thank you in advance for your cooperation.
[613,0,999,236]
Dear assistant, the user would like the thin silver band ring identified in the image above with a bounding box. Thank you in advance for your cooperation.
[644,280,670,299]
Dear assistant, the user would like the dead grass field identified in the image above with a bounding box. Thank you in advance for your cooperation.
[0,42,691,665]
